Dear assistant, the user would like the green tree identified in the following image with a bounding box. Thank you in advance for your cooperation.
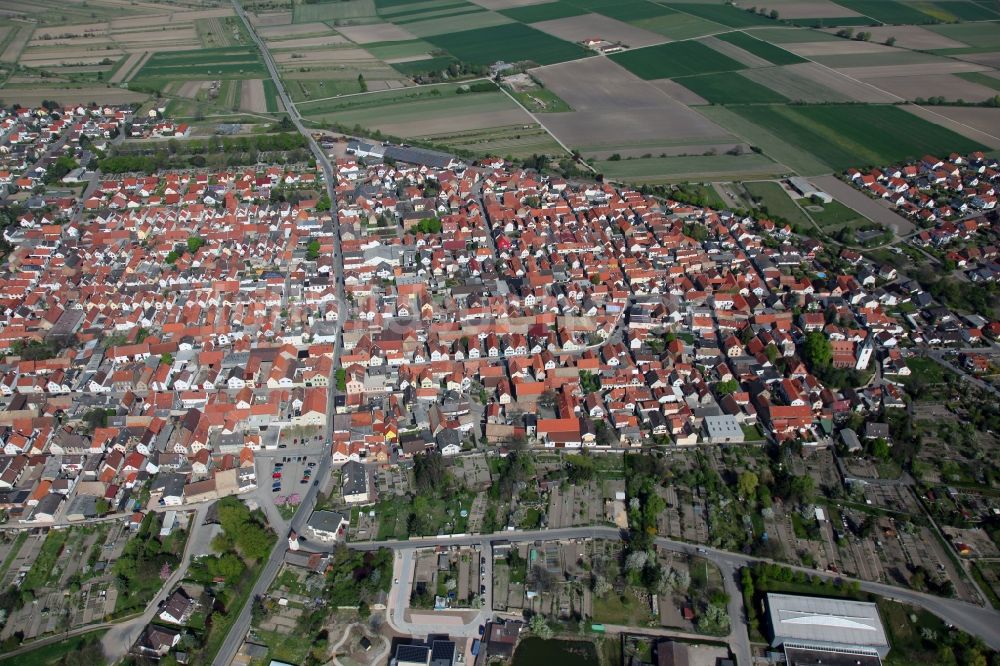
[529,613,554,639]
[738,471,759,499]
[186,236,206,254]
[716,379,739,395]
[802,331,832,369]
[306,239,321,261]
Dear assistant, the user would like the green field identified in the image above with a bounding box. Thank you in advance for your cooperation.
[633,13,725,39]
[676,71,790,104]
[262,79,279,112]
[808,200,867,229]
[728,103,986,171]
[391,4,486,23]
[833,0,945,24]
[956,71,1000,92]
[509,87,573,112]
[744,181,812,227]
[745,26,841,43]
[299,81,482,114]
[391,56,459,76]
[611,40,747,79]
[925,21,1000,47]
[716,31,807,65]
[425,125,567,157]
[783,16,881,27]
[385,0,472,19]
[596,153,784,183]
[132,47,266,81]
[424,23,591,65]
[499,1,587,22]
[589,0,678,22]
[666,2,779,27]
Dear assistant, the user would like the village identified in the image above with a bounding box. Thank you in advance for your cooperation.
[0,100,997,666]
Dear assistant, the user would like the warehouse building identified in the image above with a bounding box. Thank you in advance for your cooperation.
[766,593,890,664]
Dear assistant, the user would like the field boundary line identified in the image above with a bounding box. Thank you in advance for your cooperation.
[496,84,582,168]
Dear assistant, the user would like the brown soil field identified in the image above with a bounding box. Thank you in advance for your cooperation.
[335,23,418,44]
[701,35,773,68]
[840,61,987,79]
[267,35,351,49]
[586,142,750,159]
[903,105,1000,149]
[240,78,268,113]
[176,80,209,98]
[250,11,292,26]
[649,78,709,106]
[760,0,863,18]
[109,15,172,30]
[786,40,896,56]
[258,23,334,39]
[4,86,148,105]
[828,25,968,50]
[955,52,1000,69]
[532,57,735,149]
[742,62,897,102]
[171,8,234,21]
[531,14,667,48]
[109,51,146,83]
[1,26,32,63]
[114,28,200,45]
[469,0,550,9]
[863,73,998,102]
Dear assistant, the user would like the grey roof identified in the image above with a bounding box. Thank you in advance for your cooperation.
[342,461,368,496]
[840,429,862,452]
[395,644,431,663]
[308,509,347,533]
[704,414,743,439]
[766,593,889,653]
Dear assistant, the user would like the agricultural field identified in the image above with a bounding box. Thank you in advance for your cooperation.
[675,72,790,104]
[424,22,591,65]
[596,152,785,184]
[610,40,748,79]
[716,31,807,65]
[726,103,987,171]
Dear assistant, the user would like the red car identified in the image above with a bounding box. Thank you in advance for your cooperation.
[272,472,282,479]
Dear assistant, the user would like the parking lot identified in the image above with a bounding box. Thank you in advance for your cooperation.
[265,454,320,499]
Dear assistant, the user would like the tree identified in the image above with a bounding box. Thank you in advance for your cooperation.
[306,239,320,261]
[95,498,110,515]
[737,471,759,499]
[870,437,891,461]
[160,353,173,366]
[529,613,554,639]
[885,36,896,46]
[186,236,206,254]
[579,370,601,394]
[716,379,739,395]
[335,368,347,391]
[802,331,832,369]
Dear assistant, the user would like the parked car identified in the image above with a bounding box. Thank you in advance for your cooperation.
[272,472,282,479]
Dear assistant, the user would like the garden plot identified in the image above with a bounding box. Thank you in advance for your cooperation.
[863,73,999,103]
[532,56,737,154]
[530,13,667,48]
[336,22,419,43]
[741,62,898,102]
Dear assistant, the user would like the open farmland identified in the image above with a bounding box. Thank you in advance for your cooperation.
[740,62,899,103]
[132,47,266,83]
[716,31,807,65]
[610,40,747,79]
[532,57,740,158]
[499,1,589,22]
[596,153,784,184]
[666,2,779,27]
[925,22,1000,48]
[530,14,667,48]
[293,0,378,23]
[902,105,1000,148]
[675,71,790,104]
[864,73,999,103]
[424,22,591,65]
[727,103,987,171]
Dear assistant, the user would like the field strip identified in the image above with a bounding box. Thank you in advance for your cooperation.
[111,51,151,83]
[297,77,489,108]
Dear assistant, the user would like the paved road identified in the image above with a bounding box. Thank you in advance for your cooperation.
[213,3,345,665]
[99,502,211,660]
[336,526,1000,653]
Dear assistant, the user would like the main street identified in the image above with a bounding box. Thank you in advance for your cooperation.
[213,3,346,665]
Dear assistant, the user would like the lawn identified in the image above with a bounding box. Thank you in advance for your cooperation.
[728,104,986,171]
[808,200,866,229]
[676,72,789,104]
[902,355,950,386]
[611,40,747,79]
[744,180,812,227]
[509,87,573,112]
[499,1,588,23]
[591,589,655,626]
[256,628,312,665]
[20,529,68,595]
[425,23,591,65]
[716,31,807,65]
[666,2,779,27]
